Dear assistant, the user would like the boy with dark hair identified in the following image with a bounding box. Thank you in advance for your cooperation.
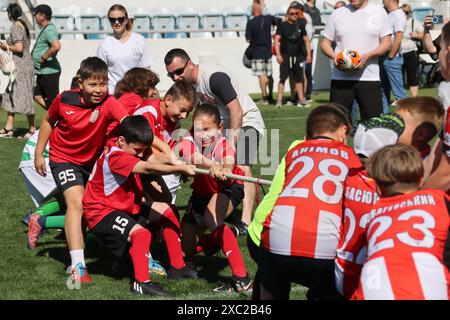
[34,56,129,283]
[258,104,361,300]
[83,116,196,295]
[353,144,450,299]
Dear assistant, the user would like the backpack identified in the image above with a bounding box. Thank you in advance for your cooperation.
[0,46,17,94]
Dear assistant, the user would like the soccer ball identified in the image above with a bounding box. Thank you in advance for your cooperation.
[335,48,361,70]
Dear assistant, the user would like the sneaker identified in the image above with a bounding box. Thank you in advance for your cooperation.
[285,100,294,106]
[275,101,283,109]
[22,210,33,226]
[130,280,168,296]
[233,221,248,237]
[213,275,253,294]
[298,100,311,108]
[27,213,43,249]
[148,254,167,276]
[68,262,93,284]
[167,265,198,280]
[0,128,14,138]
[255,98,269,105]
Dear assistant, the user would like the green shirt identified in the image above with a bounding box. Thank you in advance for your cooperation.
[248,140,303,246]
[32,23,61,75]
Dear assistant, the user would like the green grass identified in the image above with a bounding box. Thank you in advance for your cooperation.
[0,88,437,300]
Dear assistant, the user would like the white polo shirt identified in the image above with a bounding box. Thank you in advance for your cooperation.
[323,4,391,81]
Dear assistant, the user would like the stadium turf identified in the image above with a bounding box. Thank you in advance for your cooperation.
[0,89,437,300]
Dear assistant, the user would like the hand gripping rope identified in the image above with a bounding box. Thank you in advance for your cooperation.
[193,168,273,186]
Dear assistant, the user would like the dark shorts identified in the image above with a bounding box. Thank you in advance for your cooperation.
[236,126,261,166]
[34,73,61,108]
[330,80,382,122]
[258,247,338,300]
[280,56,304,83]
[403,51,420,87]
[181,183,244,227]
[91,211,143,258]
[49,161,91,193]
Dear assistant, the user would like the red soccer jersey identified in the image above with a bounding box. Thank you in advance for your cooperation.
[335,168,378,299]
[133,99,180,148]
[261,139,361,259]
[176,136,244,198]
[82,146,143,230]
[353,189,450,300]
[48,90,128,169]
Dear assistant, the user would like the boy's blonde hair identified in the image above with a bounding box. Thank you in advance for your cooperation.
[367,144,423,195]
[396,97,444,139]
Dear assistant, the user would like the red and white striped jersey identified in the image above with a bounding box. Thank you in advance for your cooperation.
[82,146,142,230]
[133,99,180,149]
[261,139,361,259]
[353,189,450,300]
[335,168,378,299]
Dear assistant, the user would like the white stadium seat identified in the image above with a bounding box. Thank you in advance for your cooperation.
[224,13,248,29]
[177,14,201,31]
[201,14,224,30]
[189,31,213,38]
[151,15,176,31]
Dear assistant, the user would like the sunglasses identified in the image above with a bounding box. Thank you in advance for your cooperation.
[289,11,299,16]
[109,16,126,25]
[167,60,190,80]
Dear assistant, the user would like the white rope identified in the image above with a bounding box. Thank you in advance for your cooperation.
[194,168,272,186]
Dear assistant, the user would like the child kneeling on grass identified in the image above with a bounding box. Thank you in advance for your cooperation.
[82,116,195,296]
[175,103,252,293]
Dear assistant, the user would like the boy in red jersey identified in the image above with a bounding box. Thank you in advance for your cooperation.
[353,144,450,300]
[259,104,361,300]
[83,116,196,295]
[335,113,405,299]
[34,57,129,283]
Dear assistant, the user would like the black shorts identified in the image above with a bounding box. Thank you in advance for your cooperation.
[330,80,382,122]
[181,183,244,227]
[49,161,91,193]
[34,73,60,108]
[402,51,419,87]
[280,56,304,83]
[258,247,338,300]
[91,211,142,258]
[236,126,261,166]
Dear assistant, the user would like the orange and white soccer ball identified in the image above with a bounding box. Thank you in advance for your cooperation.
[335,48,361,70]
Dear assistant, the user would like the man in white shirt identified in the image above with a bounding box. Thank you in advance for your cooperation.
[320,0,391,122]
[380,0,408,113]
[164,49,266,234]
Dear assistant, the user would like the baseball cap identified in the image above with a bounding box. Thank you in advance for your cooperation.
[290,1,305,10]
[353,113,405,158]
[33,4,52,18]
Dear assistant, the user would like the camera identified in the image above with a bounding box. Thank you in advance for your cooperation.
[431,15,444,24]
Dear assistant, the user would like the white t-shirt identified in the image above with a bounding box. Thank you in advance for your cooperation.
[401,17,424,53]
[195,64,265,135]
[323,4,391,81]
[18,130,50,169]
[304,13,315,49]
[96,32,154,94]
[388,8,407,56]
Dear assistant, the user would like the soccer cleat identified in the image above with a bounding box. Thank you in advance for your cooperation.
[233,221,248,237]
[68,262,93,284]
[130,280,168,296]
[166,265,198,280]
[148,254,167,276]
[213,274,253,294]
[27,213,43,249]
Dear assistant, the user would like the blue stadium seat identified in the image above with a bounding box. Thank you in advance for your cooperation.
[177,14,201,31]
[78,15,102,33]
[412,6,435,22]
[53,15,75,33]
[201,14,225,31]
[224,13,248,29]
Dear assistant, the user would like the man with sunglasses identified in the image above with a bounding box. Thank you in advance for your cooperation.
[31,4,61,110]
[164,48,265,236]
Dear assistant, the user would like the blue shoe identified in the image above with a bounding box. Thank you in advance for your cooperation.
[68,262,92,284]
[148,254,167,276]
[21,210,33,226]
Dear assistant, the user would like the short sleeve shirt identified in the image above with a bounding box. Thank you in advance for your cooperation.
[245,15,280,60]
[275,21,307,58]
[31,23,61,75]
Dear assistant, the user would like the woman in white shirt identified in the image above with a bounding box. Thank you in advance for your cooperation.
[96,4,154,94]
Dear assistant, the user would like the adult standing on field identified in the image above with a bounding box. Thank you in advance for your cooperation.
[164,48,265,234]
[32,4,61,110]
[0,3,35,139]
[320,0,391,122]
[96,4,154,95]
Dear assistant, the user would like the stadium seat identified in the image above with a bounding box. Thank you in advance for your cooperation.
[133,15,151,33]
[149,32,163,39]
[78,15,102,33]
[224,13,249,30]
[177,14,201,31]
[218,31,239,38]
[201,14,225,31]
[102,16,113,34]
[189,32,214,39]
[0,0,8,11]
[151,15,177,31]
[53,15,75,33]
[412,6,434,22]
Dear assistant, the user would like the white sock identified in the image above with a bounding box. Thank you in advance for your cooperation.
[70,249,85,268]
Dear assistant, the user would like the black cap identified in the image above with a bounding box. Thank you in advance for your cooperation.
[33,4,52,18]
[290,1,305,10]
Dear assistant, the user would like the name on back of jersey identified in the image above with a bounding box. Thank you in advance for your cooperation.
[345,187,379,205]
[369,194,438,219]
[292,145,350,160]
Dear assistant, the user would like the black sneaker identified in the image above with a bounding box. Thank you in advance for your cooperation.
[167,265,198,280]
[233,221,248,237]
[130,280,168,296]
[213,274,253,294]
